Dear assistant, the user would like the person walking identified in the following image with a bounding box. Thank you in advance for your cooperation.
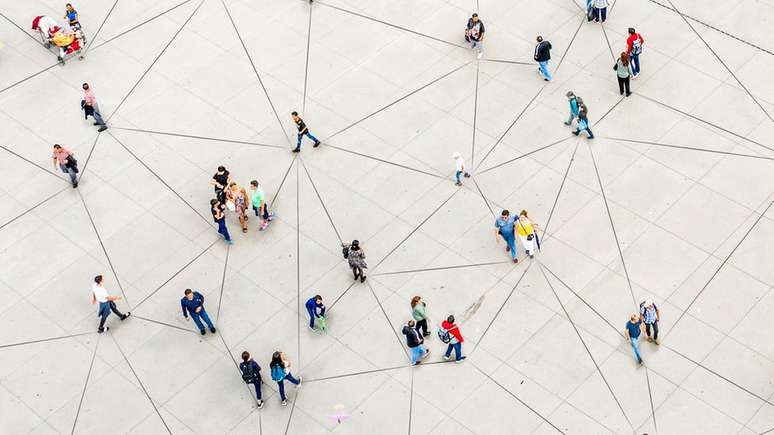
[181,289,217,335]
[593,0,609,22]
[240,351,264,408]
[411,296,430,337]
[211,198,233,245]
[402,320,430,366]
[517,210,539,258]
[64,3,81,31]
[465,13,485,59]
[291,111,320,152]
[81,83,107,132]
[226,182,250,233]
[624,314,645,365]
[52,144,78,188]
[534,36,552,82]
[586,0,594,22]
[564,92,582,127]
[626,28,645,78]
[452,152,471,186]
[344,240,367,282]
[495,209,518,263]
[250,180,274,231]
[440,315,466,363]
[572,107,594,139]
[91,275,130,333]
[640,300,660,345]
[269,351,302,406]
[614,52,632,97]
[305,295,326,331]
[211,166,231,204]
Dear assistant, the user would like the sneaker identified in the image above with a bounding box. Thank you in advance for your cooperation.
[456,356,467,363]
[313,141,321,148]
[200,329,206,335]
[647,337,653,343]
[572,130,580,136]
[513,258,519,264]
[421,350,430,359]
[281,400,288,406]
[638,358,644,365]
[209,327,216,333]
[423,332,431,337]
[454,181,462,186]
[463,172,471,178]
[308,325,316,332]
[225,239,234,245]
[654,339,660,345]
[587,135,595,139]
[93,122,100,126]
[413,361,421,366]
[97,126,108,132]
[257,400,264,409]
[529,254,535,259]
[563,121,571,126]
[505,246,510,252]
[72,182,78,188]
[353,274,359,281]
[298,377,303,384]
[291,148,300,153]
[268,213,275,221]
[443,355,450,361]
[98,326,109,333]
[625,92,632,97]
[476,52,483,60]
[360,275,366,283]
[120,312,131,321]
[544,78,550,82]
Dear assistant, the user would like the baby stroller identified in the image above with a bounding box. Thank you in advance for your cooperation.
[32,15,85,64]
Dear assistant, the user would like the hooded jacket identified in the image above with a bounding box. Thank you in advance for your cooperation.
[402,325,422,348]
[534,41,552,62]
[441,320,464,343]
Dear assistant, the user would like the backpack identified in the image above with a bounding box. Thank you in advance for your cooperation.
[437,326,452,344]
[270,364,285,382]
[631,36,642,55]
[241,362,258,384]
[342,245,349,259]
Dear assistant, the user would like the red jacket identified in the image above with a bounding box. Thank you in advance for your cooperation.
[626,33,644,53]
[442,320,464,343]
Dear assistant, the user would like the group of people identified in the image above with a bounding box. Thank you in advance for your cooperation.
[495,209,540,263]
[32,3,85,62]
[210,166,274,244]
[403,297,467,365]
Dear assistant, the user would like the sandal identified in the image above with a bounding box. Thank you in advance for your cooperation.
[242,228,248,233]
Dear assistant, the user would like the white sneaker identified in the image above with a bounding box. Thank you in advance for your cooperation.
[281,400,288,406]
[443,355,450,361]
[477,51,483,59]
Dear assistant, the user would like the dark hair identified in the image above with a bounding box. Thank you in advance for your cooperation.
[217,165,225,172]
[620,52,630,66]
[184,289,193,295]
[94,275,103,284]
[447,315,455,323]
[250,180,258,187]
[408,319,415,327]
[314,295,322,302]
[351,240,360,250]
[501,209,510,217]
[210,199,218,206]
[520,210,528,217]
[628,27,635,34]
[472,13,478,17]
[53,144,61,149]
[66,3,73,6]
[270,351,284,368]
[291,111,298,116]
[536,35,543,42]
[242,351,250,361]
[82,83,89,89]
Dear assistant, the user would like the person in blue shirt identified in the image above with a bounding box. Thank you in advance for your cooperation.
[564,91,581,127]
[494,209,518,263]
[239,351,264,408]
[624,314,645,365]
[572,106,594,139]
[64,4,81,30]
[305,295,325,330]
[181,289,216,335]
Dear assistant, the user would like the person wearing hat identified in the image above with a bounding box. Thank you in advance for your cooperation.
[345,240,367,282]
[452,152,471,186]
[465,13,485,59]
[639,300,660,345]
[564,91,582,127]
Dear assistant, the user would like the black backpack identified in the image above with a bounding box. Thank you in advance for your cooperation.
[342,245,349,259]
[241,362,258,384]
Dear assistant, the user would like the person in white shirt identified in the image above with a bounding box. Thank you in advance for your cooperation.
[452,152,471,186]
[91,275,129,333]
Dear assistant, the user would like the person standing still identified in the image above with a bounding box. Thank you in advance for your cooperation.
[344,240,367,282]
[240,351,264,408]
[402,320,430,366]
[269,351,302,406]
[465,13,485,59]
[211,166,231,204]
[181,289,217,335]
[305,295,325,331]
[625,314,645,365]
[81,83,107,132]
[534,36,552,81]
[52,144,78,187]
[626,28,645,78]
[614,52,632,97]
[640,300,660,345]
[441,315,466,363]
[291,111,320,152]
[91,275,130,333]
[250,180,273,231]
[211,198,233,245]
[593,0,609,22]
[495,209,518,263]
[411,296,430,337]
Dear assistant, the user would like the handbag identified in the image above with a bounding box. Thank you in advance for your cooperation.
[226,200,235,212]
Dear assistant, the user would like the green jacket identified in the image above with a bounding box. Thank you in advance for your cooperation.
[412,303,426,321]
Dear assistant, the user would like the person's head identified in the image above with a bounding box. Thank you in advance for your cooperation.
[185,289,194,300]
[53,144,62,150]
[66,3,74,11]
[628,27,636,35]
[408,319,415,328]
[411,296,421,308]
[536,35,543,43]
[94,275,103,285]
[82,83,89,91]
[501,209,510,219]
[447,315,455,324]
[471,13,478,22]
[271,351,283,367]
[620,52,630,65]
[210,198,219,207]
[566,91,574,100]
[630,314,639,322]
[250,180,258,189]
[643,300,653,309]
[216,165,226,173]
[520,210,528,218]
[229,181,237,189]
[291,111,299,120]
[242,351,250,362]
[314,295,322,303]
[351,240,360,250]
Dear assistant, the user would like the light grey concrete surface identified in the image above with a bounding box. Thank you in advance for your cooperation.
[1,0,774,433]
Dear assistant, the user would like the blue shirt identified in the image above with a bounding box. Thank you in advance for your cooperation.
[626,320,642,338]
[305,298,325,317]
[495,216,516,237]
[569,97,579,115]
[181,291,206,317]
[66,10,78,22]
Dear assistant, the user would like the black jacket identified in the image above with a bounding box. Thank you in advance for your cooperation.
[534,41,552,62]
[402,325,422,348]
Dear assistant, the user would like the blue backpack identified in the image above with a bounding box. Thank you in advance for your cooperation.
[271,364,285,382]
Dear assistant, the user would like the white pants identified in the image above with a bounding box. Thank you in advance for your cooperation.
[519,234,534,256]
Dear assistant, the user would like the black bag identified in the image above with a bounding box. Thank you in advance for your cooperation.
[241,362,258,384]
[527,234,534,241]
[342,245,349,259]
[65,155,79,173]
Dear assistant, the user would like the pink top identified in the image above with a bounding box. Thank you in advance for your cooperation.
[52,147,71,164]
[83,88,96,106]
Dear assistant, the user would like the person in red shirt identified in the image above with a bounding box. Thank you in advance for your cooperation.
[626,28,645,78]
[441,315,466,363]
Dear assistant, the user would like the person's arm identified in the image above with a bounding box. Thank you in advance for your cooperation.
[318,304,326,317]
[53,155,59,170]
[196,293,204,313]
[210,178,219,187]
[479,22,485,40]
[624,327,630,340]
[655,307,660,321]
[106,295,122,302]
[91,292,96,305]
[181,299,189,318]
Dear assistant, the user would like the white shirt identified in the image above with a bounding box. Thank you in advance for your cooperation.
[454,157,465,172]
[92,283,109,303]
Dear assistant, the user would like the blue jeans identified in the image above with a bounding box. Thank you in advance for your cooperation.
[296,131,319,148]
[306,305,317,328]
[410,345,426,364]
[216,219,231,241]
[59,164,77,185]
[92,109,106,126]
[630,336,642,363]
[502,234,517,260]
[191,308,214,331]
[574,126,594,138]
[538,61,552,81]
[278,373,300,401]
[445,342,463,361]
[249,379,262,400]
[630,53,640,75]
[455,170,463,184]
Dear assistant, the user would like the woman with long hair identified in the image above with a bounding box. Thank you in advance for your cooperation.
[411,296,430,337]
[269,351,302,406]
[614,52,632,97]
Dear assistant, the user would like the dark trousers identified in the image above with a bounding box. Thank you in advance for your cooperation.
[351,265,364,279]
[98,301,125,329]
[645,321,659,340]
[445,342,463,361]
[217,219,231,241]
[252,204,269,219]
[306,305,317,328]
[278,373,300,401]
[191,308,215,331]
[617,75,631,95]
[215,187,226,203]
[249,379,262,400]
[594,7,607,22]
[415,318,428,336]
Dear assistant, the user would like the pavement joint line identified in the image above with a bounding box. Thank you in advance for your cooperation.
[0,186,69,231]
[643,367,659,435]
[300,158,343,244]
[324,143,446,179]
[216,245,230,323]
[470,176,496,218]
[283,387,300,435]
[131,315,197,334]
[478,135,574,175]
[109,126,286,149]
[83,0,121,53]
[221,0,292,146]
[109,131,213,226]
[296,158,302,366]
[481,58,536,66]
[407,367,414,435]
[269,155,298,210]
[0,143,67,183]
[606,136,774,161]
[0,62,59,96]
[537,261,636,431]
[302,2,313,113]
[78,188,131,307]
[0,331,95,350]
[107,0,206,123]
[110,332,172,434]
[89,0,195,52]
[471,60,480,167]
[76,131,103,184]
[554,14,586,72]
[541,139,581,240]
[366,280,410,358]
[70,332,100,435]
[0,11,45,46]
[373,260,512,276]
[326,280,357,312]
[600,21,616,62]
